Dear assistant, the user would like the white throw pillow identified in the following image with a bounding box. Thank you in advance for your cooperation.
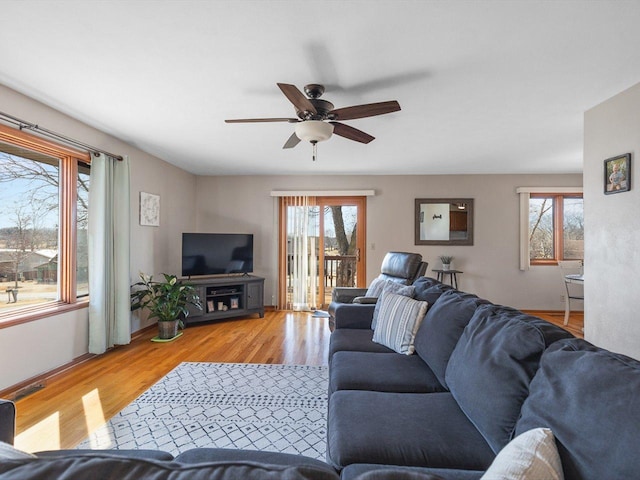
[372,291,428,355]
[0,441,36,459]
[481,428,564,480]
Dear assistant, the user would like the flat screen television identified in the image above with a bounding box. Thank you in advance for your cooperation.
[182,233,254,277]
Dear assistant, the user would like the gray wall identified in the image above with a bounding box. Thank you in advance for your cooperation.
[195,173,582,310]
[0,84,197,391]
[584,81,640,359]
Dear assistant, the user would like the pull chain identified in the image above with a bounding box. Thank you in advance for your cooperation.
[312,141,317,161]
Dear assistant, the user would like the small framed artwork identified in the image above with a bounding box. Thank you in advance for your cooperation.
[230,297,239,309]
[207,300,214,313]
[604,153,631,195]
[140,192,160,226]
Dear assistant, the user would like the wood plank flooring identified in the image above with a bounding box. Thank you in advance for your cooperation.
[10,309,582,453]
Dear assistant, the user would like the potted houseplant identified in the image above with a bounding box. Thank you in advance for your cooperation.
[131,273,202,340]
[439,255,454,271]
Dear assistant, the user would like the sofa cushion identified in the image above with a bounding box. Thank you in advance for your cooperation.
[175,448,334,471]
[351,470,444,480]
[329,351,445,395]
[371,282,416,329]
[35,449,174,461]
[329,329,395,361]
[0,454,339,480]
[445,304,574,454]
[342,464,484,480]
[327,391,495,471]
[515,338,640,480]
[0,441,36,459]
[412,277,454,305]
[480,428,563,480]
[414,290,489,388]
[372,291,428,354]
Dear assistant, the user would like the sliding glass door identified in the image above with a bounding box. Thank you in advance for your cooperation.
[279,196,366,310]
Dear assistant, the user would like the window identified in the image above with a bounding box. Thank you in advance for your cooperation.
[529,193,583,264]
[0,124,90,323]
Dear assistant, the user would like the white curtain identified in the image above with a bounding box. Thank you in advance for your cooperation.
[289,196,318,311]
[88,153,131,354]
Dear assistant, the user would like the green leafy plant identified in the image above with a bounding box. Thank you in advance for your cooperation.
[439,255,454,264]
[130,273,202,327]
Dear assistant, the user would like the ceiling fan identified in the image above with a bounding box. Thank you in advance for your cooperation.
[225,83,401,160]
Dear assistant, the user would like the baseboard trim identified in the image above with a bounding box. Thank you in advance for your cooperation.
[0,324,157,400]
[0,352,95,400]
[522,309,584,316]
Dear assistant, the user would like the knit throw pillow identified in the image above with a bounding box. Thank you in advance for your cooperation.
[481,428,564,480]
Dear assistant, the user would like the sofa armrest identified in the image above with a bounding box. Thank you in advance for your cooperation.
[352,296,378,304]
[332,287,368,303]
[0,399,16,445]
[332,303,376,329]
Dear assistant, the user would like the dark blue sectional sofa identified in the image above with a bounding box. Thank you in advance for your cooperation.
[2,276,640,479]
[327,276,640,480]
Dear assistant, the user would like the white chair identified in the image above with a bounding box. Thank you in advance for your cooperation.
[558,260,584,325]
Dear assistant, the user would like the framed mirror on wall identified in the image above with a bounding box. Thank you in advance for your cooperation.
[415,198,474,246]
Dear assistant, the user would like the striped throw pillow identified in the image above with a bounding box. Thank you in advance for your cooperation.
[371,283,416,329]
[372,291,429,355]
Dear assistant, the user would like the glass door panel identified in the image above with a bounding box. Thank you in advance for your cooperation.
[322,204,359,306]
[279,196,366,310]
[318,197,366,308]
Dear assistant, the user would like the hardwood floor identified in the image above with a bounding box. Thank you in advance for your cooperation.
[12,311,331,453]
[10,309,582,453]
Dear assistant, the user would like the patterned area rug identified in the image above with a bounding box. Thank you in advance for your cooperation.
[78,362,328,460]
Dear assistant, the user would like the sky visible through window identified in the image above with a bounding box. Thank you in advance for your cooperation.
[0,155,59,231]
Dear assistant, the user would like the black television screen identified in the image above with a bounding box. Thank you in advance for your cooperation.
[182,233,254,277]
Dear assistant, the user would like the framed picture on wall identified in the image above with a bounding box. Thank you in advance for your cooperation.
[140,192,160,226]
[604,153,631,194]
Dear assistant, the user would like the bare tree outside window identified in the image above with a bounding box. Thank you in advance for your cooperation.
[529,197,554,260]
[529,194,583,263]
[328,206,357,288]
[0,148,60,310]
[563,197,584,260]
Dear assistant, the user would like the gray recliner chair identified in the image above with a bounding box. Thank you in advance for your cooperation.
[327,251,427,331]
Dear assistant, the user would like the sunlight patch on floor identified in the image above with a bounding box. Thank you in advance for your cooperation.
[15,411,60,453]
[82,388,110,449]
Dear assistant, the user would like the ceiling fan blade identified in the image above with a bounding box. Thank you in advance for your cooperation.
[277,83,317,115]
[330,122,375,144]
[283,132,301,149]
[225,118,298,123]
[330,101,401,121]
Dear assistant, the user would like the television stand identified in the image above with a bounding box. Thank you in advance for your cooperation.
[183,275,265,325]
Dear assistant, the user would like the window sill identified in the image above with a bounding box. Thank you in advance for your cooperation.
[0,300,89,329]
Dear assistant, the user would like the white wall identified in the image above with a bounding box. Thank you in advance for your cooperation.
[0,84,197,391]
[584,82,640,359]
[195,173,582,310]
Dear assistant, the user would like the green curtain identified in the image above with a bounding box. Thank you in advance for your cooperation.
[88,153,131,354]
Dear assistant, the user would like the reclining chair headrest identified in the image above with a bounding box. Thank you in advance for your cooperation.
[380,252,424,282]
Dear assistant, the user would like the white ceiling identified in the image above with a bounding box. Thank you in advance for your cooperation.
[1,0,640,176]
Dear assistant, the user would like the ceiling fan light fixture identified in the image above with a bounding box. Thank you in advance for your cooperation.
[295,120,334,144]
